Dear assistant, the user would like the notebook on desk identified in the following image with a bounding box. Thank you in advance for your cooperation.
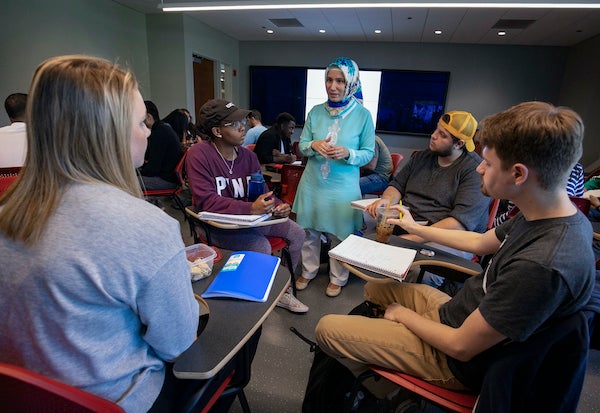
[202,251,280,302]
[328,234,417,282]
[197,211,272,226]
[351,198,380,210]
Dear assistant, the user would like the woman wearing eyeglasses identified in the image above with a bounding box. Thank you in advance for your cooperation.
[186,99,308,314]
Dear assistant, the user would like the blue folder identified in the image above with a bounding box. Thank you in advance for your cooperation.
[202,251,280,302]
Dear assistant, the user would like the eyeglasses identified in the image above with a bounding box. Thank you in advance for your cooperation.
[222,119,247,129]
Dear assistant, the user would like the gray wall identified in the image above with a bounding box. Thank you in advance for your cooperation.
[183,15,241,115]
[560,34,600,168]
[0,0,150,123]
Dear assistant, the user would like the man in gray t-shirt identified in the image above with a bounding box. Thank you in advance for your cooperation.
[366,111,490,286]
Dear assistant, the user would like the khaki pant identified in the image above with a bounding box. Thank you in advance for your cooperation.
[315,282,467,390]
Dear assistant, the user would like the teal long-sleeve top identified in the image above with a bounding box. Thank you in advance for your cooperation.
[293,99,375,240]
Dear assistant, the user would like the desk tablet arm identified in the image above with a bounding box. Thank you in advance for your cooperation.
[339,262,395,284]
[415,260,479,284]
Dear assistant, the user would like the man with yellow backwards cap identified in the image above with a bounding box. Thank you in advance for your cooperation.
[365,110,490,287]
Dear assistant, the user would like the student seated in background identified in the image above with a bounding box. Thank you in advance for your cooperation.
[314,101,594,405]
[365,110,490,287]
[186,99,308,314]
[243,109,267,147]
[584,174,600,221]
[254,112,297,164]
[0,93,27,168]
[359,135,393,195]
[163,108,191,148]
[138,100,183,190]
[0,55,199,413]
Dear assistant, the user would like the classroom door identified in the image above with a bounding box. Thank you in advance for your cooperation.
[193,56,215,118]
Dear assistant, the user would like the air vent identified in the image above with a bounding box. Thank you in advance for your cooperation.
[492,19,536,29]
[269,18,304,28]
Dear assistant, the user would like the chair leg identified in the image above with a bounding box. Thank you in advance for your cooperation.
[281,246,297,296]
[172,194,187,221]
[237,389,251,413]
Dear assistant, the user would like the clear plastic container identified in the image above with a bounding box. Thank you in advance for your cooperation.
[185,243,217,281]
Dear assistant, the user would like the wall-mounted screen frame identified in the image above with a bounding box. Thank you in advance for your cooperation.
[249,66,450,136]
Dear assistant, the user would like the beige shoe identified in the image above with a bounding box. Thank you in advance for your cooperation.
[326,283,342,297]
[295,276,311,291]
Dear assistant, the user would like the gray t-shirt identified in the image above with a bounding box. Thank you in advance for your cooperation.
[390,149,490,232]
[371,135,393,179]
[0,183,198,412]
[441,211,594,386]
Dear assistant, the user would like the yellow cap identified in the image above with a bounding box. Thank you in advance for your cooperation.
[439,111,478,152]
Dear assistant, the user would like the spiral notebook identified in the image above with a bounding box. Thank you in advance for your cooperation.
[328,234,417,282]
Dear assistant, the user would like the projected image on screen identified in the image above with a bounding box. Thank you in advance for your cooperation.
[376,71,449,135]
[305,69,381,127]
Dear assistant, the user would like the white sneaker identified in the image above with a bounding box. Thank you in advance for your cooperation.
[276,289,309,313]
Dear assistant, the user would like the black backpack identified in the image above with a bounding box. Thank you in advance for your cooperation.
[294,301,389,413]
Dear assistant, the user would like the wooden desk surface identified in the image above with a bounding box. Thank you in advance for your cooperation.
[173,250,290,380]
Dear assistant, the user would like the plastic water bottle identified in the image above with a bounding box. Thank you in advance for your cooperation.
[248,170,265,202]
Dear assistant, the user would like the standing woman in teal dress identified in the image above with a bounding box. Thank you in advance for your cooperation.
[293,57,375,297]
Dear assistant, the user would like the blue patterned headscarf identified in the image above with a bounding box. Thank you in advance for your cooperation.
[325,57,362,108]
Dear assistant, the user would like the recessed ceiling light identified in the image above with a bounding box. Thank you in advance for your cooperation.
[498,31,507,36]
[319,29,326,33]
[266,29,274,34]
[374,29,382,34]
[434,30,442,35]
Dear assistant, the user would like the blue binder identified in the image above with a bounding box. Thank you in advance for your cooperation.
[202,251,280,302]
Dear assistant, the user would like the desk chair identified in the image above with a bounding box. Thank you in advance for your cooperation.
[570,196,590,215]
[357,366,477,413]
[0,362,125,413]
[185,207,297,295]
[0,167,21,196]
[486,198,500,231]
[143,150,187,220]
[348,311,588,413]
[280,163,305,213]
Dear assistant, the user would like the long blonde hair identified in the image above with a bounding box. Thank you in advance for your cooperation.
[0,55,143,245]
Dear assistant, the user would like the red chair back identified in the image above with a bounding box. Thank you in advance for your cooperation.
[570,196,590,215]
[487,198,500,230]
[390,153,404,177]
[0,167,21,196]
[0,362,125,412]
[280,164,305,208]
[143,151,187,219]
[175,148,189,187]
